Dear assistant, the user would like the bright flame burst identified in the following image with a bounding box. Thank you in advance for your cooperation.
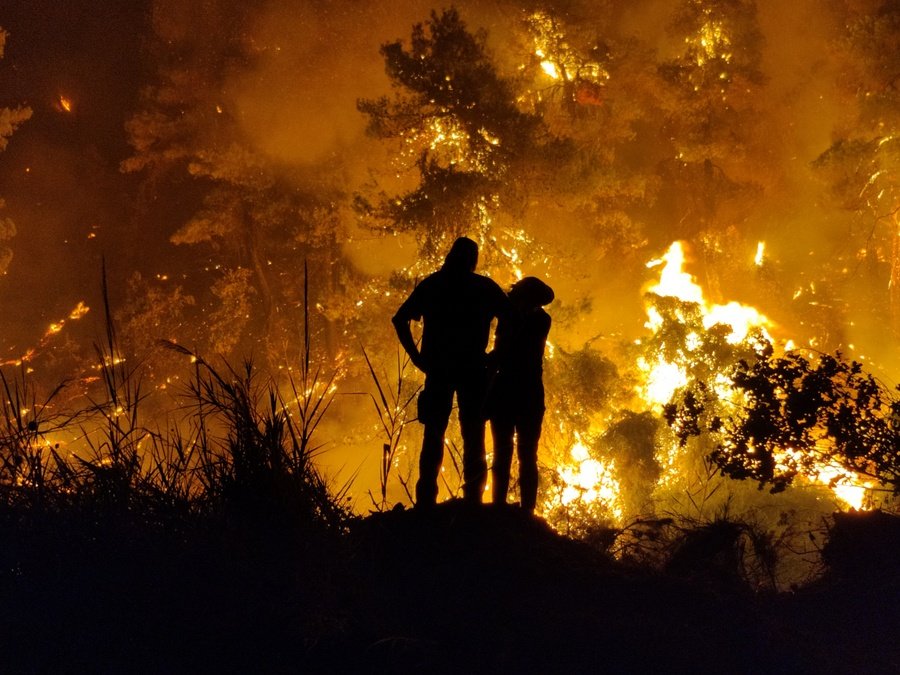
[754,241,765,266]
[528,11,609,85]
[642,241,870,509]
[640,242,772,412]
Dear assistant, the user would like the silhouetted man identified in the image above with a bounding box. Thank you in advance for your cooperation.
[393,237,509,507]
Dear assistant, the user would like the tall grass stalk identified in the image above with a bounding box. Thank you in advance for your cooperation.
[159,260,350,529]
[75,264,150,509]
[0,364,71,508]
[361,344,420,509]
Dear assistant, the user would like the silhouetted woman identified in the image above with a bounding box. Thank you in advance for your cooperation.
[488,276,554,513]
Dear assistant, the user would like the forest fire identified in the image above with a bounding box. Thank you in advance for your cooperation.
[4,4,900,671]
[1,0,898,556]
[554,436,623,520]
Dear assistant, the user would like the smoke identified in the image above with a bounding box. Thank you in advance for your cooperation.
[65,3,900,347]
[211,1,514,166]
[758,0,843,157]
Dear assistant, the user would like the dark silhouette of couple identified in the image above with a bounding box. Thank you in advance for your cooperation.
[393,237,554,513]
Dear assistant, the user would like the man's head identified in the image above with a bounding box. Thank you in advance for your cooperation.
[442,237,478,273]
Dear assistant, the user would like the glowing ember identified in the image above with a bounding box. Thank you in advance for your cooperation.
[69,301,89,320]
[1,301,90,366]
[754,241,765,266]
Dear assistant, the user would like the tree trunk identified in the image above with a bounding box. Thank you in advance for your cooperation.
[891,217,900,338]
[242,208,275,354]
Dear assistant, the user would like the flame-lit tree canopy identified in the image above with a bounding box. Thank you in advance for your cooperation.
[121,1,361,371]
[356,8,553,259]
[655,0,768,243]
[815,0,900,335]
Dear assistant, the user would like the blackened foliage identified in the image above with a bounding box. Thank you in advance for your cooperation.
[667,351,900,494]
[663,384,710,442]
[822,509,900,582]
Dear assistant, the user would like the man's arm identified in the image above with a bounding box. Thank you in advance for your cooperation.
[392,311,426,372]
[393,285,429,372]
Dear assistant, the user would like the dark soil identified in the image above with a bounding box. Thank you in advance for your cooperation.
[3,501,899,674]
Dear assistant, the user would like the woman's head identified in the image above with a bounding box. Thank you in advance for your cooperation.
[509,276,554,309]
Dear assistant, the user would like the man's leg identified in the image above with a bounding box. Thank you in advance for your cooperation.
[457,368,489,503]
[416,421,448,507]
[415,378,453,507]
[459,414,487,503]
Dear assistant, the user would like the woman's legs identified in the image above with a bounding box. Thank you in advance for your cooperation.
[516,412,544,513]
[490,416,515,505]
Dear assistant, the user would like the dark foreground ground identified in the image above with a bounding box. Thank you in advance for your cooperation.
[3,500,899,674]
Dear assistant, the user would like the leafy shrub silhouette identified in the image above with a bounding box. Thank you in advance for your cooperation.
[666,348,900,495]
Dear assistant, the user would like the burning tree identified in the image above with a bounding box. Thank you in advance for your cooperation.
[515,7,662,265]
[0,28,32,276]
[652,0,771,295]
[641,242,883,509]
[356,8,548,260]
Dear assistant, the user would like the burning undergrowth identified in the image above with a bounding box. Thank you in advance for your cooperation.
[2,262,900,671]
